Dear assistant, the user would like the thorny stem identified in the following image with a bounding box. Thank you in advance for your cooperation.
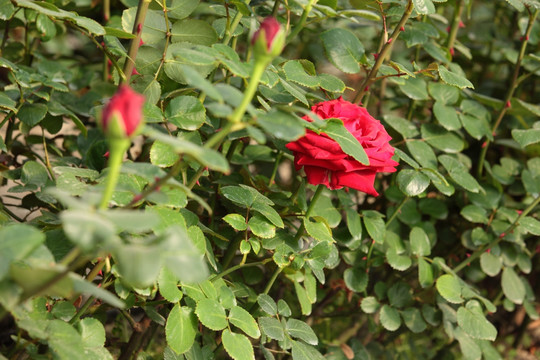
[223,11,243,46]
[152,1,171,83]
[122,0,152,85]
[446,0,464,54]
[272,0,281,17]
[453,195,540,274]
[287,0,315,42]
[353,0,413,104]
[477,8,538,177]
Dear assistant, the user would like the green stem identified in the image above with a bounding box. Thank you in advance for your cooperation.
[122,0,152,85]
[353,0,413,104]
[99,139,130,210]
[272,0,281,16]
[211,258,273,281]
[446,0,464,53]
[263,266,283,295]
[386,196,408,228]
[477,8,538,177]
[294,184,325,242]
[269,151,283,185]
[287,0,315,42]
[453,195,540,274]
[230,61,267,124]
[223,11,243,46]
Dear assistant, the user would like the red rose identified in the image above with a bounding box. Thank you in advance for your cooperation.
[101,85,145,137]
[286,98,398,196]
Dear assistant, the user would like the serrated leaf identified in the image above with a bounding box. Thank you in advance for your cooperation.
[413,0,436,14]
[322,118,369,165]
[457,300,497,340]
[361,296,380,314]
[438,66,474,89]
[223,214,247,231]
[195,299,228,330]
[402,307,427,333]
[286,319,318,345]
[320,28,364,73]
[343,267,368,292]
[380,305,401,331]
[290,341,325,360]
[158,267,183,303]
[258,317,284,341]
[410,227,431,256]
[166,305,197,354]
[257,294,278,315]
[439,155,482,193]
[436,274,463,304]
[229,306,260,338]
[520,216,540,235]
[397,169,430,196]
[501,267,526,304]
[418,258,434,288]
[303,216,333,242]
[222,330,255,360]
[283,60,320,88]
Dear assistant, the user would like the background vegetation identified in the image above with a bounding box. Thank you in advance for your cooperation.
[1,0,540,359]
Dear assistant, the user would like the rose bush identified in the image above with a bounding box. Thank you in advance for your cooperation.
[286,98,398,196]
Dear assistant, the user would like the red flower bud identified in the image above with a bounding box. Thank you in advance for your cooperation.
[252,17,281,50]
[252,17,285,60]
[101,85,145,138]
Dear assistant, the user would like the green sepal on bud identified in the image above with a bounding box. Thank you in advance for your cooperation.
[252,17,285,62]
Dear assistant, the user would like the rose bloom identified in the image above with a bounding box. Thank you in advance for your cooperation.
[102,85,145,137]
[286,98,398,196]
[251,17,281,51]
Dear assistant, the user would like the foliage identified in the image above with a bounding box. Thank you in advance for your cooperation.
[1,0,540,359]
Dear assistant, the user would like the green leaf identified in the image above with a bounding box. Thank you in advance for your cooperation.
[0,0,15,20]
[18,103,48,127]
[421,124,465,153]
[256,109,305,141]
[428,82,460,104]
[413,0,436,14]
[343,267,368,292]
[78,318,106,348]
[386,249,412,271]
[181,65,223,102]
[303,216,333,242]
[158,267,183,303]
[286,319,318,345]
[438,66,474,89]
[460,205,487,224]
[457,300,497,341]
[195,298,228,330]
[439,155,482,193]
[454,327,482,360]
[150,140,179,167]
[360,296,380,314]
[520,216,540,235]
[512,127,540,148]
[171,19,218,45]
[290,341,325,360]
[436,274,463,304]
[402,307,427,333]
[73,15,106,35]
[363,211,385,244]
[380,305,401,331]
[21,161,49,187]
[406,140,438,169]
[145,128,229,173]
[61,210,116,251]
[223,214,247,231]
[418,258,434,288]
[320,28,364,74]
[433,102,461,130]
[459,114,492,140]
[47,320,86,360]
[0,92,16,112]
[258,317,284,341]
[123,8,168,45]
[501,267,525,304]
[165,96,206,131]
[166,305,197,354]
[283,60,320,88]
[397,169,430,196]
[294,281,312,315]
[410,227,431,256]
[222,329,255,360]
[399,77,430,100]
[388,282,413,308]
[318,73,346,93]
[322,118,369,165]
[248,215,276,239]
[228,306,260,338]
[257,294,278,316]
[167,0,200,19]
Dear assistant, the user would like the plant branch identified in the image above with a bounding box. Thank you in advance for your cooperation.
[477,8,538,177]
[287,0,315,42]
[122,0,152,85]
[353,0,413,104]
[446,0,464,54]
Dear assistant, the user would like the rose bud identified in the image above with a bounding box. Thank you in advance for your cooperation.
[286,98,398,196]
[251,17,285,60]
[101,85,145,139]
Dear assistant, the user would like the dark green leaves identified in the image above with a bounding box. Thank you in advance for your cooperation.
[320,28,364,73]
[322,119,369,165]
